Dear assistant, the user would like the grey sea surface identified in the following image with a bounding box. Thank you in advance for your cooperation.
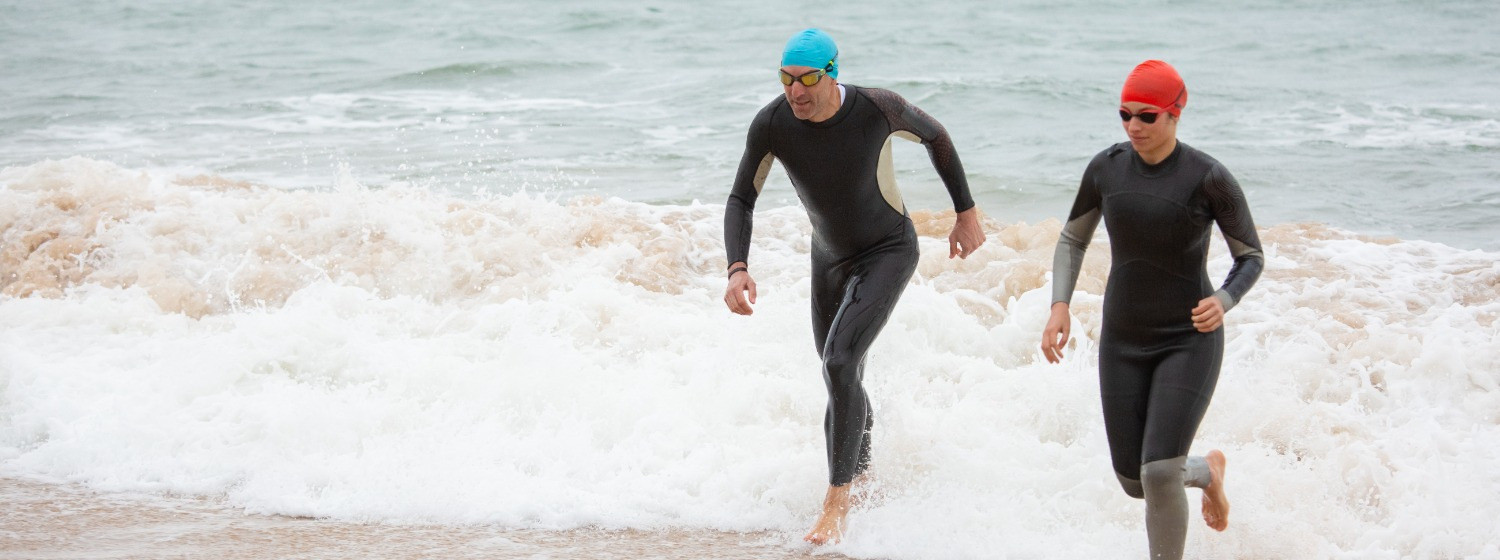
[2,0,1497,249]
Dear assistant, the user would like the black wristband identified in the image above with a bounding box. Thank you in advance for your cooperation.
[727,266,748,279]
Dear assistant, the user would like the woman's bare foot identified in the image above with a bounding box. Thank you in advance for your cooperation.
[803,485,851,545]
[1201,449,1230,531]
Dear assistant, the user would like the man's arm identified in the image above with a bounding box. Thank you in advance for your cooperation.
[724,104,776,268]
[862,87,975,214]
[724,102,777,315]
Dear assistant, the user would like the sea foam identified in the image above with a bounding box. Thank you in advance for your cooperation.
[2,158,1497,559]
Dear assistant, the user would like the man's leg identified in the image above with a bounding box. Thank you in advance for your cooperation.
[805,234,917,545]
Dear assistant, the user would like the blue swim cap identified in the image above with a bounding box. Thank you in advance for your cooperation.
[781,28,839,78]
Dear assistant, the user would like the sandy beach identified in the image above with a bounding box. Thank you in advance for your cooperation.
[0,478,844,560]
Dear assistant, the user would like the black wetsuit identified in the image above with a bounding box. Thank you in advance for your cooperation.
[1051,141,1263,485]
[725,85,974,486]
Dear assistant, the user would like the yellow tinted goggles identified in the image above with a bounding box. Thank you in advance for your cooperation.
[779,68,827,87]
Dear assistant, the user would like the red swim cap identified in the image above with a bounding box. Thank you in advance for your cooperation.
[1121,60,1187,116]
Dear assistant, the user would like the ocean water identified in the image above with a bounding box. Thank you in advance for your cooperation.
[2,1,1499,559]
[4,0,1499,249]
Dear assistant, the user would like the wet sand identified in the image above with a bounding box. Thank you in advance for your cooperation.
[0,478,847,560]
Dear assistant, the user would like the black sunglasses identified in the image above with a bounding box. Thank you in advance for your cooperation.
[1119,108,1167,124]
[1119,88,1185,124]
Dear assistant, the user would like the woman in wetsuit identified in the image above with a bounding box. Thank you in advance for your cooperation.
[1040,60,1264,560]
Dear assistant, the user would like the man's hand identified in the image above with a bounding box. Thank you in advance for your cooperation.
[1040,302,1072,364]
[1191,296,1225,333]
[949,207,986,259]
[724,262,757,316]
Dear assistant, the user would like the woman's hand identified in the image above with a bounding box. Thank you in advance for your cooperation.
[1040,302,1072,363]
[1191,296,1225,333]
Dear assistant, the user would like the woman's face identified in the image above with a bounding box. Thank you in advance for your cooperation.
[1119,101,1178,157]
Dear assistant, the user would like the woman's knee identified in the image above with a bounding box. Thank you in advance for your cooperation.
[1115,472,1145,499]
[1141,457,1187,499]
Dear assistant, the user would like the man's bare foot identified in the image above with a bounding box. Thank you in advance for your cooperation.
[1201,449,1230,531]
[804,485,851,546]
[848,473,884,509]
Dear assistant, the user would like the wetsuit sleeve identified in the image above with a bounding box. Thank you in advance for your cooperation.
[724,103,776,268]
[863,88,975,212]
[1202,163,1264,312]
[1051,156,1105,305]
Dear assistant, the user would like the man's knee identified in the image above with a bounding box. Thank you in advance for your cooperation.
[821,353,863,391]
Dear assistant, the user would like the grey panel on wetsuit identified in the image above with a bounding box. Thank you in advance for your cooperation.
[1050,147,1107,305]
[1051,206,1101,305]
[1114,456,1212,498]
[874,131,926,215]
[1142,457,1191,560]
[1183,455,1211,488]
[1114,456,1212,560]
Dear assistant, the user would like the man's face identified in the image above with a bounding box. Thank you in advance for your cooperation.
[781,65,836,121]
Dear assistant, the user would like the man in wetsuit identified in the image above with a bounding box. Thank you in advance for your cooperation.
[1040,60,1263,559]
[722,28,986,545]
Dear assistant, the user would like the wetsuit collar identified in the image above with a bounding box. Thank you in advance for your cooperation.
[801,84,857,128]
[1132,141,1185,177]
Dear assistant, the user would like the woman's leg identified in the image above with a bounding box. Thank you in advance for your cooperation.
[1138,330,1224,559]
